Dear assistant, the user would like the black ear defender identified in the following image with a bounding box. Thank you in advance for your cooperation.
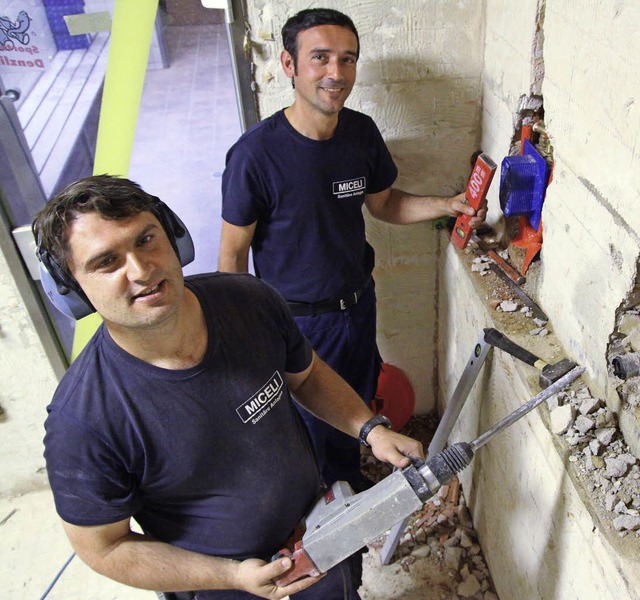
[151,197,195,267]
[36,199,195,321]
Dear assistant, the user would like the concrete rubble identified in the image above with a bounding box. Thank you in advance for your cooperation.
[547,384,640,537]
[468,242,640,539]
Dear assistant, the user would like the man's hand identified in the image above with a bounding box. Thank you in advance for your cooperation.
[364,426,425,468]
[446,192,487,230]
[234,557,323,599]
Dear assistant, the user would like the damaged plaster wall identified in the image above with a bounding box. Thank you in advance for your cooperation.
[243,0,484,412]
[540,1,640,451]
[438,0,640,598]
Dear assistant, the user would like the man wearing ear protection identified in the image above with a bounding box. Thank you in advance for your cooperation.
[34,175,423,600]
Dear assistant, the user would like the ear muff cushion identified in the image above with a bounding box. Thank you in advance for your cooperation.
[152,198,195,267]
[40,262,95,320]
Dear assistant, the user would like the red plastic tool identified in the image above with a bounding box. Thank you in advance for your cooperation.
[451,153,497,249]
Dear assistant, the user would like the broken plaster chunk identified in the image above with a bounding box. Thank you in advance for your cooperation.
[596,427,616,446]
[410,545,431,558]
[444,546,463,570]
[619,313,640,336]
[458,574,482,597]
[628,330,640,353]
[579,397,600,415]
[605,492,618,511]
[551,404,575,435]
[605,454,637,479]
[472,262,491,273]
[589,438,603,456]
[595,408,617,429]
[529,327,545,336]
[614,500,628,514]
[533,317,548,327]
[459,529,475,548]
[538,328,549,337]
[547,394,561,411]
[583,447,596,472]
[574,415,595,435]
[500,300,519,312]
[613,514,640,531]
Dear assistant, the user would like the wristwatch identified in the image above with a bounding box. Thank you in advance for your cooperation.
[358,415,392,447]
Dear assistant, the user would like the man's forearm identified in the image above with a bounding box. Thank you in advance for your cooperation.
[218,252,249,272]
[290,356,373,438]
[64,521,320,599]
[367,188,457,225]
[289,356,425,467]
[72,529,241,593]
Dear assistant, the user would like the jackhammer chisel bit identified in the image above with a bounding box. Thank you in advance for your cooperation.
[273,365,585,586]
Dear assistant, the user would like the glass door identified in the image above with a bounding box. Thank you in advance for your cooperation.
[0,0,118,362]
[1,0,249,364]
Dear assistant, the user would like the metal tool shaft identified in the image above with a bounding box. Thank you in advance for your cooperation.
[469,365,585,452]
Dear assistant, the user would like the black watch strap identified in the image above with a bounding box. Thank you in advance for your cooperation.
[358,415,392,447]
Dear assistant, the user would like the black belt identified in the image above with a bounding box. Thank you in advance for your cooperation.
[287,280,371,317]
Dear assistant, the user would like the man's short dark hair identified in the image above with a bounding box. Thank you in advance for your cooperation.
[282,8,360,68]
[32,174,159,274]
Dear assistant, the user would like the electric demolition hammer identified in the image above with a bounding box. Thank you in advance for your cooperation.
[274,365,584,586]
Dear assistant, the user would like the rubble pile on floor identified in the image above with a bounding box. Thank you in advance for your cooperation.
[361,414,500,599]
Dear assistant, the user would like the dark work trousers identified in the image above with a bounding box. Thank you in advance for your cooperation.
[293,282,381,490]
[192,557,362,599]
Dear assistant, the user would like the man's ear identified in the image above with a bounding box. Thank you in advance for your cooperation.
[281,50,295,78]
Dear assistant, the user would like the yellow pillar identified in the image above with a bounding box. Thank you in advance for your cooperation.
[72,0,159,360]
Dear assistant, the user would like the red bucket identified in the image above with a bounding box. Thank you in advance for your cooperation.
[373,363,415,432]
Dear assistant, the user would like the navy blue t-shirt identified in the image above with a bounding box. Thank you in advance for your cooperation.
[222,108,398,303]
[44,273,320,560]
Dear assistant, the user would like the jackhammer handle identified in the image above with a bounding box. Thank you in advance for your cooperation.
[483,328,546,369]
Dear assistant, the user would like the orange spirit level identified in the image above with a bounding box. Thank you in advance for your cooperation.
[451,153,497,249]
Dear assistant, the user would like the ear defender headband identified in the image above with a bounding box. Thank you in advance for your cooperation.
[36,198,195,321]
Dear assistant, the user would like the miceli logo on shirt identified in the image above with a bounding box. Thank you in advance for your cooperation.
[236,371,284,424]
[333,177,366,199]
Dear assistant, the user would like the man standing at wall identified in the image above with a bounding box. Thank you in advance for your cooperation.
[35,175,423,599]
[219,8,486,492]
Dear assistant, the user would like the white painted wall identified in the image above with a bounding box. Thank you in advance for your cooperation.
[244,0,484,412]
[540,0,640,402]
[438,0,640,597]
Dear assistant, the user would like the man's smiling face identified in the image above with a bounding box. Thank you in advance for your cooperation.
[282,24,358,118]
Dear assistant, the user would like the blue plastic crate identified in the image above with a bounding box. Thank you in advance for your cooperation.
[53,31,90,50]
[43,0,84,5]
[45,5,86,33]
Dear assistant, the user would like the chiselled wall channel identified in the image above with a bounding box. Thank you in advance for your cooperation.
[438,239,640,600]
